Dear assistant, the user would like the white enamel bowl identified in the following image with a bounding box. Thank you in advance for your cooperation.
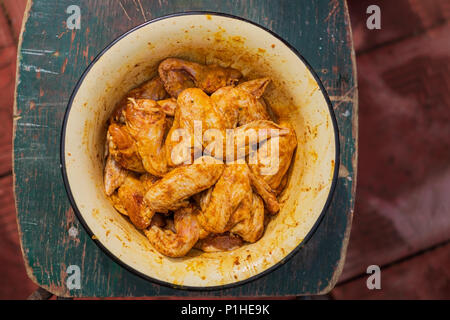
[61,12,339,289]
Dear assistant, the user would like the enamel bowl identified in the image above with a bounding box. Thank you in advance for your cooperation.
[61,12,339,289]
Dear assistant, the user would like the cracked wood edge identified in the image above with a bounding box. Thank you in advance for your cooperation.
[11,0,54,294]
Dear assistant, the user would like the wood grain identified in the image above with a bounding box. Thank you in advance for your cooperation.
[2,0,28,41]
[0,175,38,299]
[0,7,15,177]
[0,4,13,47]
[332,243,450,299]
[13,0,357,297]
[348,0,450,53]
[339,21,450,282]
[0,43,15,175]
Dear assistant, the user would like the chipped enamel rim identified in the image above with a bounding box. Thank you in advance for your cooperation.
[61,12,340,290]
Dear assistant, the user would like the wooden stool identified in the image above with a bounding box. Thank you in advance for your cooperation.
[14,0,357,298]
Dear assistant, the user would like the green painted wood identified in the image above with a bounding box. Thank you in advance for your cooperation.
[13,0,357,297]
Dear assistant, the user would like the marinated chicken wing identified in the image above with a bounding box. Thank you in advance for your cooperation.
[139,172,160,189]
[104,155,128,196]
[127,76,168,101]
[228,120,291,160]
[177,88,227,133]
[108,123,145,173]
[248,121,297,192]
[203,119,291,163]
[239,77,270,98]
[209,87,239,129]
[158,68,196,98]
[211,78,271,127]
[159,58,242,96]
[116,173,155,230]
[193,187,213,212]
[156,97,177,116]
[144,205,202,257]
[164,112,190,166]
[104,58,299,257]
[236,78,271,124]
[197,163,252,233]
[229,192,265,243]
[165,88,227,166]
[165,87,287,165]
[195,233,244,252]
[110,76,168,123]
[110,191,127,216]
[125,98,169,176]
[248,170,280,214]
[108,95,176,176]
[144,156,225,212]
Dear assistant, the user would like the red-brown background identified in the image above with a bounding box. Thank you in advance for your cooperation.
[0,0,449,299]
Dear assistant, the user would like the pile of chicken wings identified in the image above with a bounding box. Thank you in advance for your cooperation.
[104,58,297,257]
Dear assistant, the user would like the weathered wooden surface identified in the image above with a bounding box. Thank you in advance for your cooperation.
[337,20,450,283]
[349,0,450,53]
[0,4,15,176]
[13,0,357,297]
[329,0,450,299]
[1,0,28,40]
[333,242,450,299]
[0,0,38,299]
[0,175,37,298]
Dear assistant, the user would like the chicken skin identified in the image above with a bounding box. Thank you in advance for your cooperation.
[195,233,244,252]
[104,155,128,196]
[248,170,280,214]
[155,97,177,117]
[129,76,168,100]
[144,156,225,213]
[108,123,146,173]
[159,58,242,97]
[248,121,298,192]
[192,187,213,212]
[228,192,265,243]
[165,87,287,166]
[211,78,271,127]
[104,60,298,258]
[197,162,274,239]
[114,173,155,230]
[110,76,168,123]
[226,120,291,161]
[157,68,196,98]
[197,163,252,234]
[145,204,202,257]
[108,95,177,176]
[165,88,227,166]
[124,98,169,177]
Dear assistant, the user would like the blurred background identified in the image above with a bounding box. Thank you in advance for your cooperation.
[0,0,449,299]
